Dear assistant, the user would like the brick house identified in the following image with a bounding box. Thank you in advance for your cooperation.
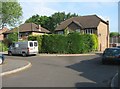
[0,27,9,41]
[4,23,50,40]
[55,15,109,51]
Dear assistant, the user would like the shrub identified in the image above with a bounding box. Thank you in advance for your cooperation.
[3,38,12,47]
[0,41,8,52]
[89,34,98,51]
[7,32,18,43]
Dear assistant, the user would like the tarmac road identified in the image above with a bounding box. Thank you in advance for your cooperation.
[2,54,119,88]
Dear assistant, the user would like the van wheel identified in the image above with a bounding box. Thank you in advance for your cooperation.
[8,51,12,56]
[22,52,27,57]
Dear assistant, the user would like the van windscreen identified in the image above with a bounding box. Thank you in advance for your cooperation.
[34,42,37,47]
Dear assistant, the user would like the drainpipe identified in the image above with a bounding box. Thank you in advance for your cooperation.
[31,23,33,35]
[98,33,101,51]
[107,21,109,48]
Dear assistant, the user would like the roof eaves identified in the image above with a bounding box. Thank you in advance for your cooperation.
[95,15,109,25]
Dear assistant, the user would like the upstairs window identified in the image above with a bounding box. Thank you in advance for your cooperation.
[84,29,94,34]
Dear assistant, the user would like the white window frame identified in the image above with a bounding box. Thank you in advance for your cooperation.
[84,29,94,34]
[58,31,64,34]
[76,29,80,32]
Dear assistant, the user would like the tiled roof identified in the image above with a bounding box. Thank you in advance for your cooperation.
[55,15,108,31]
[4,23,50,34]
[0,27,9,34]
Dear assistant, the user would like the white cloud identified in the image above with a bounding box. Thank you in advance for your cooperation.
[20,2,57,23]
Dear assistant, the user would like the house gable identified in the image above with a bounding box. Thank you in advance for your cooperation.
[67,21,82,32]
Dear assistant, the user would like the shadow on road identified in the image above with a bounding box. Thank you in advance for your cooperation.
[75,82,112,89]
[66,57,118,88]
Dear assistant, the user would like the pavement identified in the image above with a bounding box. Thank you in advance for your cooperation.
[0,51,119,88]
[0,59,31,76]
[38,51,103,56]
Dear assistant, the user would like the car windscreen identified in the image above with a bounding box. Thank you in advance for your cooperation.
[103,48,120,56]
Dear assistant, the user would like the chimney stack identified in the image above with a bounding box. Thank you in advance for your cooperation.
[38,25,41,31]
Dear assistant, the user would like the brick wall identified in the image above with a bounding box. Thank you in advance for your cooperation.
[97,21,109,51]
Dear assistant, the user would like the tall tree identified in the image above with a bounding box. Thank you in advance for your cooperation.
[51,12,78,30]
[25,14,40,25]
[25,12,78,33]
[110,32,120,37]
[26,15,52,31]
[0,0,23,28]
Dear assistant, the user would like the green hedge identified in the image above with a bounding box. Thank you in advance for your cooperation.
[28,33,98,54]
[67,33,98,53]
[42,34,67,53]
[89,34,98,51]
[67,33,82,53]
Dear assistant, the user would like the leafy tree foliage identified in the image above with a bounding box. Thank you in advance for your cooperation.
[7,32,18,43]
[0,0,23,28]
[25,12,78,33]
[3,32,18,47]
[110,32,120,37]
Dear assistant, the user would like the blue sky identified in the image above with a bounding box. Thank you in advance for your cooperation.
[19,1,118,32]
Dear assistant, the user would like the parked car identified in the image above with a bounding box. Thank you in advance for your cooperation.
[8,41,38,57]
[102,47,120,64]
[0,54,5,64]
[117,46,120,48]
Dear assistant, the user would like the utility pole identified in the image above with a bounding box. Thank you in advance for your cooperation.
[1,24,4,52]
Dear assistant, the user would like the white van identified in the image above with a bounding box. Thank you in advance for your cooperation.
[8,41,38,57]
